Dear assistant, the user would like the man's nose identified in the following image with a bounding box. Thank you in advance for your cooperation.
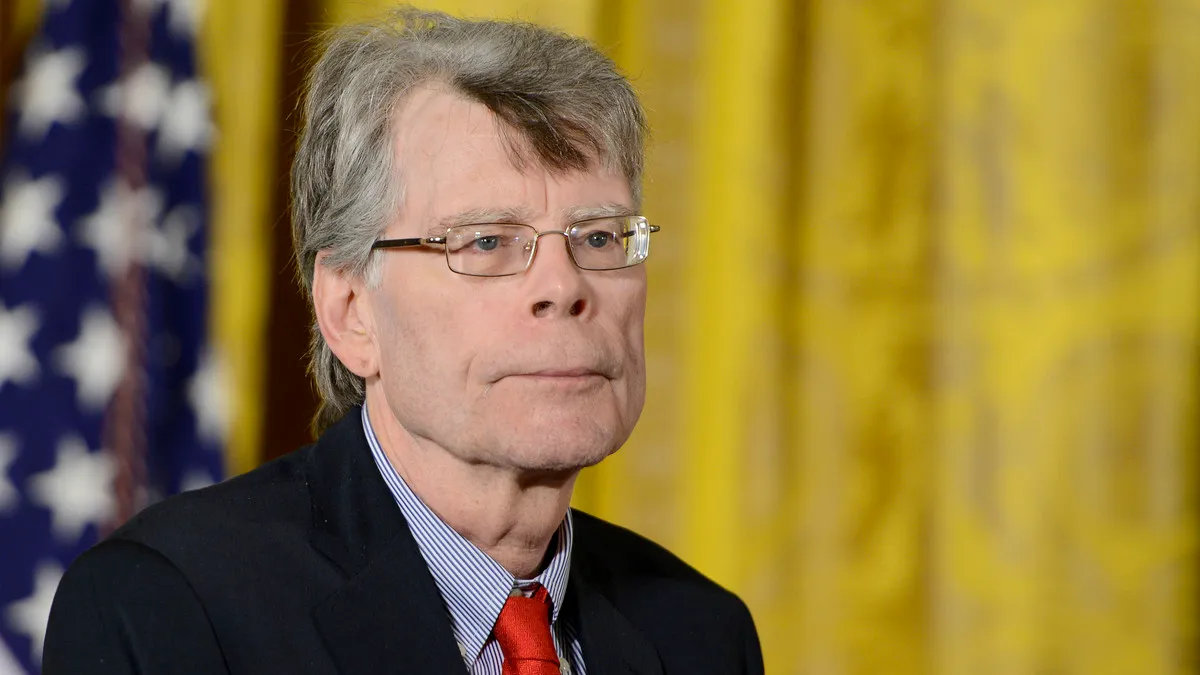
[524,232,589,319]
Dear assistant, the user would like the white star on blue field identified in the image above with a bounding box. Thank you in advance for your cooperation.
[0,1,227,672]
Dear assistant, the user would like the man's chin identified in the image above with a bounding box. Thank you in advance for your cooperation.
[471,430,620,475]
[504,442,617,474]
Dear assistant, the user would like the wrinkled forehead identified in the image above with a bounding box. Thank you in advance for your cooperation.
[388,83,630,223]
[391,83,501,162]
[394,82,628,178]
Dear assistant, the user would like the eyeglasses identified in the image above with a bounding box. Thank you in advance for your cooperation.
[370,215,660,277]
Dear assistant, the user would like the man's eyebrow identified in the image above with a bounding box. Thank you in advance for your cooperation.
[428,206,538,236]
[563,203,637,222]
[425,203,637,237]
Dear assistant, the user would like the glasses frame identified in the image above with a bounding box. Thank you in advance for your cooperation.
[370,215,661,278]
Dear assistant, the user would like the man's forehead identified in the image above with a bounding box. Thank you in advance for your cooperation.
[394,86,620,181]
[392,84,506,158]
[391,84,634,233]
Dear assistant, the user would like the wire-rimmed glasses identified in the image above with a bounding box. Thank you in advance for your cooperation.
[370,215,660,277]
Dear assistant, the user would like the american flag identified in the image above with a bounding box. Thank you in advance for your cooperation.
[0,1,224,671]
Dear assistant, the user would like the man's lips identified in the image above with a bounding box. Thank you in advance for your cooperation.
[494,367,612,382]
[523,368,603,378]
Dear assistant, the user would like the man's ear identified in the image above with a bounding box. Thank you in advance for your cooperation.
[312,252,379,379]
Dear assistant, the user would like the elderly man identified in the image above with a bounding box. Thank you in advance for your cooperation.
[44,8,763,674]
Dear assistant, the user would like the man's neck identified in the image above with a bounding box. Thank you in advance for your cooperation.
[365,392,577,579]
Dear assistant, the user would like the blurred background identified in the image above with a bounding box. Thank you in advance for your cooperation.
[1,0,1198,673]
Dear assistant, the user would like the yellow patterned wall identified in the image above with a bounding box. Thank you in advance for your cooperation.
[202,1,1200,672]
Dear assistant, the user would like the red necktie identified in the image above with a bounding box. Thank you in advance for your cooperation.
[493,584,562,675]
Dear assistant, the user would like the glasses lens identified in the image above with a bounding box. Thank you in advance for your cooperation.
[568,216,647,270]
[445,224,535,276]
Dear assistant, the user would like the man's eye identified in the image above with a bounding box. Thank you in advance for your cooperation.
[584,231,614,248]
[472,235,502,252]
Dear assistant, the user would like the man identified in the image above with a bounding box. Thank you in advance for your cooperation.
[43,8,764,674]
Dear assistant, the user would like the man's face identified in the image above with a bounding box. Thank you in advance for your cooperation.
[365,84,647,473]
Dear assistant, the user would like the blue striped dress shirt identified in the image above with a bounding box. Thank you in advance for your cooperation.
[361,405,586,674]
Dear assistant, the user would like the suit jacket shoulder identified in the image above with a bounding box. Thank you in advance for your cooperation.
[112,445,314,563]
[44,412,468,674]
[569,510,764,674]
[43,442,366,675]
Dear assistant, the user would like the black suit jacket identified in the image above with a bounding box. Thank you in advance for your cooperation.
[43,408,764,674]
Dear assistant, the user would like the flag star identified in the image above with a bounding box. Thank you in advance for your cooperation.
[77,180,163,280]
[4,562,64,663]
[13,47,87,141]
[0,433,18,514]
[0,639,24,674]
[97,63,172,131]
[157,80,214,161]
[179,467,216,492]
[27,435,115,544]
[0,172,66,272]
[148,205,200,281]
[131,0,167,15]
[53,306,126,412]
[0,302,41,391]
[165,0,207,37]
[188,349,230,446]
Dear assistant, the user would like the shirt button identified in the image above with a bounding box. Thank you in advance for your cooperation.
[509,587,524,598]
[560,657,572,674]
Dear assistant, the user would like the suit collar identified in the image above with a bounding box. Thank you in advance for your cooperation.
[304,407,466,673]
[568,520,664,675]
[304,406,404,575]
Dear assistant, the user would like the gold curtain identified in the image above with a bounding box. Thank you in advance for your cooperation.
[201,1,283,475]
[202,0,1200,672]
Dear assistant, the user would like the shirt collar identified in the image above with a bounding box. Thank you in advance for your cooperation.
[360,404,573,666]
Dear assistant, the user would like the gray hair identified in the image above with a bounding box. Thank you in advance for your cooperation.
[291,7,647,434]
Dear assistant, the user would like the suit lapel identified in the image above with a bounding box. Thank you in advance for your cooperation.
[305,409,465,674]
[569,556,663,675]
[312,533,466,673]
